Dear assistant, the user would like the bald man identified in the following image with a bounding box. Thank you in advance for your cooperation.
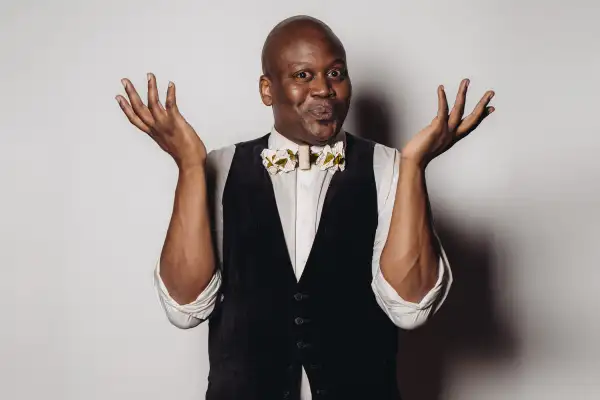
[116,15,495,400]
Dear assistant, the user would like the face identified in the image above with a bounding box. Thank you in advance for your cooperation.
[259,28,352,146]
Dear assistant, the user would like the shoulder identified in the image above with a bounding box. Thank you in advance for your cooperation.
[206,133,269,170]
[345,133,399,172]
[205,133,270,183]
[373,141,399,169]
[206,144,236,175]
[372,142,399,212]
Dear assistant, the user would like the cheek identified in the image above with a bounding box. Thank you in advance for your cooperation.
[335,81,352,101]
[285,85,309,107]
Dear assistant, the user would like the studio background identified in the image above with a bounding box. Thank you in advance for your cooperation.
[2,1,599,399]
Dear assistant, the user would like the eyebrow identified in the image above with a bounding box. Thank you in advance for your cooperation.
[328,58,347,66]
[287,58,347,70]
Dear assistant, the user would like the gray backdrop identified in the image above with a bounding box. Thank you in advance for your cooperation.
[2,0,599,399]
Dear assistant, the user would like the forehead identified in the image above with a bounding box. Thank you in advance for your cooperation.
[272,27,345,71]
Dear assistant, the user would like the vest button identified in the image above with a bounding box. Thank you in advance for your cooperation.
[296,341,310,349]
[282,390,290,398]
[294,293,304,301]
[294,317,304,325]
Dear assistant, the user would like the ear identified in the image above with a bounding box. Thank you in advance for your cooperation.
[259,75,273,106]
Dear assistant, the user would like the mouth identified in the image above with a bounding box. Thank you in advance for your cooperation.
[307,104,335,121]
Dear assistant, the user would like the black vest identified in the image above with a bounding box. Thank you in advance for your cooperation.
[206,133,400,400]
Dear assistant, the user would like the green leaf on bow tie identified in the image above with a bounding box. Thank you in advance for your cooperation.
[324,153,334,164]
[275,158,287,166]
[334,154,344,165]
[287,149,297,161]
[310,152,319,163]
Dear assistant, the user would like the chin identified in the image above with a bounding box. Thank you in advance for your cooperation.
[305,120,340,145]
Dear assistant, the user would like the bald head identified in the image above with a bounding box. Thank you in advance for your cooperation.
[258,15,351,146]
[261,15,346,77]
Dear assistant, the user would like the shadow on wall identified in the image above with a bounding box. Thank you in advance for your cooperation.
[351,86,519,400]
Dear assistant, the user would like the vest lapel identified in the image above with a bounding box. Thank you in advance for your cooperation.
[249,135,298,286]
[297,134,356,286]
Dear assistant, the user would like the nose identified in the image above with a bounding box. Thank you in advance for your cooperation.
[310,74,335,98]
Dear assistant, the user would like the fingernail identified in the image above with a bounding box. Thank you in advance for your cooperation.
[168,81,174,88]
[121,79,127,89]
[147,73,152,82]
[115,96,122,105]
[490,92,495,99]
[465,79,470,88]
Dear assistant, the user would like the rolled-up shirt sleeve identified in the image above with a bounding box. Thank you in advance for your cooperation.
[154,260,222,329]
[371,146,453,330]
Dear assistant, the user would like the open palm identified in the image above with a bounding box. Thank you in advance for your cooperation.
[116,73,207,170]
[402,79,495,167]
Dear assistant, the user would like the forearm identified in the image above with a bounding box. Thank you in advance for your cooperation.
[159,164,216,305]
[380,157,438,303]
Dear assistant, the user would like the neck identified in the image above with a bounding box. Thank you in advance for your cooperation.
[273,125,341,147]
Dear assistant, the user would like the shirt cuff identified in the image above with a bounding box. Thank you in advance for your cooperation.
[154,260,222,328]
[372,245,453,329]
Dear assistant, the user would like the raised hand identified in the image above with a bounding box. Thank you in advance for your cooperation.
[116,73,207,170]
[401,79,495,168]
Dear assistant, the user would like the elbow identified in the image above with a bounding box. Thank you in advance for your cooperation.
[380,259,438,304]
[164,311,205,330]
[373,268,438,330]
[393,313,430,330]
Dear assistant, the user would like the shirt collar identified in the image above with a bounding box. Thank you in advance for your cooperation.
[268,126,346,153]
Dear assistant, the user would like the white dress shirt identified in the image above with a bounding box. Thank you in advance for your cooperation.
[154,127,453,400]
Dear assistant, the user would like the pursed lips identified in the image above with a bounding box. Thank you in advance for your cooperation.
[306,103,335,120]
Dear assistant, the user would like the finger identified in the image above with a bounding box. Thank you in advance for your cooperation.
[464,106,495,135]
[448,79,469,132]
[165,81,180,114]
[147,72,166,117]
[121,78,154,126]
[457,90,494,136]
[437,85,449,121]
[116,95,151,133]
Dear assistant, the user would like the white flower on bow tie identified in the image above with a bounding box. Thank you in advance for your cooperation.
[260,148,298,175]
[315,141,346,172]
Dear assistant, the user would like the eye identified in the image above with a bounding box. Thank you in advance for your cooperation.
[293,71,312,81]
[327,68,345,80]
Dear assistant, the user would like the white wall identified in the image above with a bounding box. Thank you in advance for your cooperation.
[2,1,599,399]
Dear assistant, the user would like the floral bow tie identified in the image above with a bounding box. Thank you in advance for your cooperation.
[260,141,346,175]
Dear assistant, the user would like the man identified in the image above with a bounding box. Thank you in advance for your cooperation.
[116,15,495,400]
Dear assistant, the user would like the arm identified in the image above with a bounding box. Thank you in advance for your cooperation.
[380,79,495,305]
[379,157,439,303]
[159,163,216,305]
[372,147,451,330]
[116,73,217,306]
[153,146,235,327]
